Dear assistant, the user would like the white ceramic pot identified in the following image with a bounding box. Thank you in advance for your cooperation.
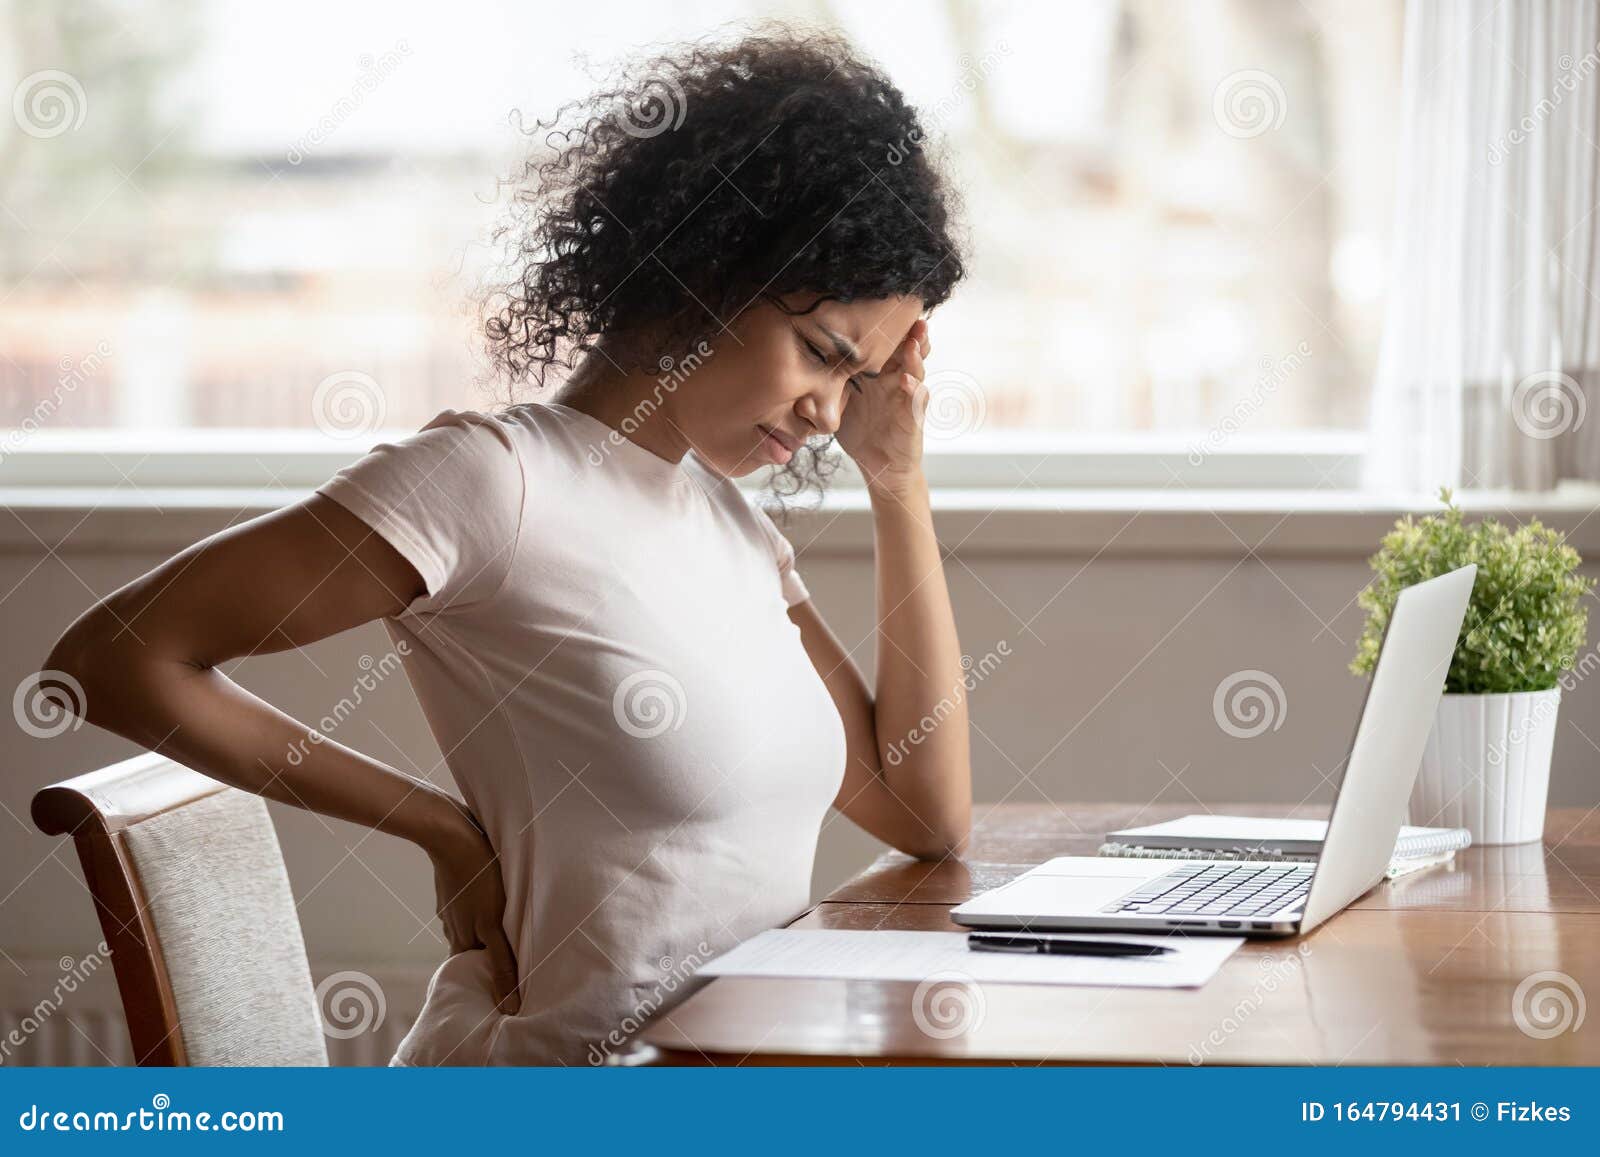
[1408,690,1561,845]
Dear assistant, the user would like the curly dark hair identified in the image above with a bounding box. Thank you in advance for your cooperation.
[482,22,968,497]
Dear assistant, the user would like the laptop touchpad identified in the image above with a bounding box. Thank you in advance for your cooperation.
[959,872,1139,915]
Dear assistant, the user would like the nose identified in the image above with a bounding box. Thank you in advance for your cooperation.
[796,383,845,438]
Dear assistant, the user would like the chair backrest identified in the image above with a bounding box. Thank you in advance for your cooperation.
[31,752,329,1066]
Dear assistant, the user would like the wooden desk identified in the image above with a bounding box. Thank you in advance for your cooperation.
[632,802,1600,1065]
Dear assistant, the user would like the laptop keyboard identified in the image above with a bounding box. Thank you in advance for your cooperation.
[1101,861,1314,918]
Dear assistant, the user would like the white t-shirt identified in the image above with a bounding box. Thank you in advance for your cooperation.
[317,402,847,1064]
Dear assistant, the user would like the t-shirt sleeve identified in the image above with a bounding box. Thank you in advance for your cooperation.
[746,497,811,609]
[316,409,526,615]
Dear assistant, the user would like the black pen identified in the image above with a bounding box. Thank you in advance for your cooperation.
[967,932,1174,957]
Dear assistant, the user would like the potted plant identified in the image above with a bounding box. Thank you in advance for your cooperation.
[1351,490,1595,844]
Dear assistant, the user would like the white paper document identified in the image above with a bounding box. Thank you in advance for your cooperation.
[700,929,1244,989]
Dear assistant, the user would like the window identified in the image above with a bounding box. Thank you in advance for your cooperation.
[1,0,1399,488]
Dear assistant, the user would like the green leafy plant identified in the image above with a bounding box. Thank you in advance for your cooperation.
[1351,489,1595,693]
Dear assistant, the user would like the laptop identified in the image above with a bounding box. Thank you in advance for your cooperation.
[952,564,1476,939]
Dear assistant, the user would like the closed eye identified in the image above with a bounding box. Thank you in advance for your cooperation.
[798,331,864,394]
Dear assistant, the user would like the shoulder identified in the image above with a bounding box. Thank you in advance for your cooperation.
[685,458,810,607]
[356,403,608,487]
[496,401,664,481]
[320,408,528,507]
[315,408,540,610]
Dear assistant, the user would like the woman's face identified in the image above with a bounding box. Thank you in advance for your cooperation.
[671,293,926,478]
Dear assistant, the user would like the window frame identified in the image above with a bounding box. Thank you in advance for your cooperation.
[0,428,1367,494]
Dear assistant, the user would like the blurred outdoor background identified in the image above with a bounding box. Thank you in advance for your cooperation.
[0,0,1400,445]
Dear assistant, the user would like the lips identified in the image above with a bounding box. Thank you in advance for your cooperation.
[760,425,802,454]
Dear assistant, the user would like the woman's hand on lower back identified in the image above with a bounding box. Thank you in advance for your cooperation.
[429,807,520,1014]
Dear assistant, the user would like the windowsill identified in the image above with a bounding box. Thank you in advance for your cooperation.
[0,428,1368,489]
[4,484,1597,556]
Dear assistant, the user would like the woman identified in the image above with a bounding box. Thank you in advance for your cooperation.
[46,27,971,1065]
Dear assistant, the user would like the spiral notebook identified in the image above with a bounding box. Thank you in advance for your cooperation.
[1100,814,1471,879]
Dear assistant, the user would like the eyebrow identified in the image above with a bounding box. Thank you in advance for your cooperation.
[815,325,882,378]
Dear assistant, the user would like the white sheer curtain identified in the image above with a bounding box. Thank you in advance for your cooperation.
[1366,0,1600,493]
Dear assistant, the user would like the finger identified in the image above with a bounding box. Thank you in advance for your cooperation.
[484,928,520,1013]
[900,336,926,384]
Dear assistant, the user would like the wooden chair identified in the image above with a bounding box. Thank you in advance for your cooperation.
[31,752,329,1066]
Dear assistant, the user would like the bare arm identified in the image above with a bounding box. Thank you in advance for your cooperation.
[44,494,520,1009]
[800,317,972,860]
[791,489,972,859]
